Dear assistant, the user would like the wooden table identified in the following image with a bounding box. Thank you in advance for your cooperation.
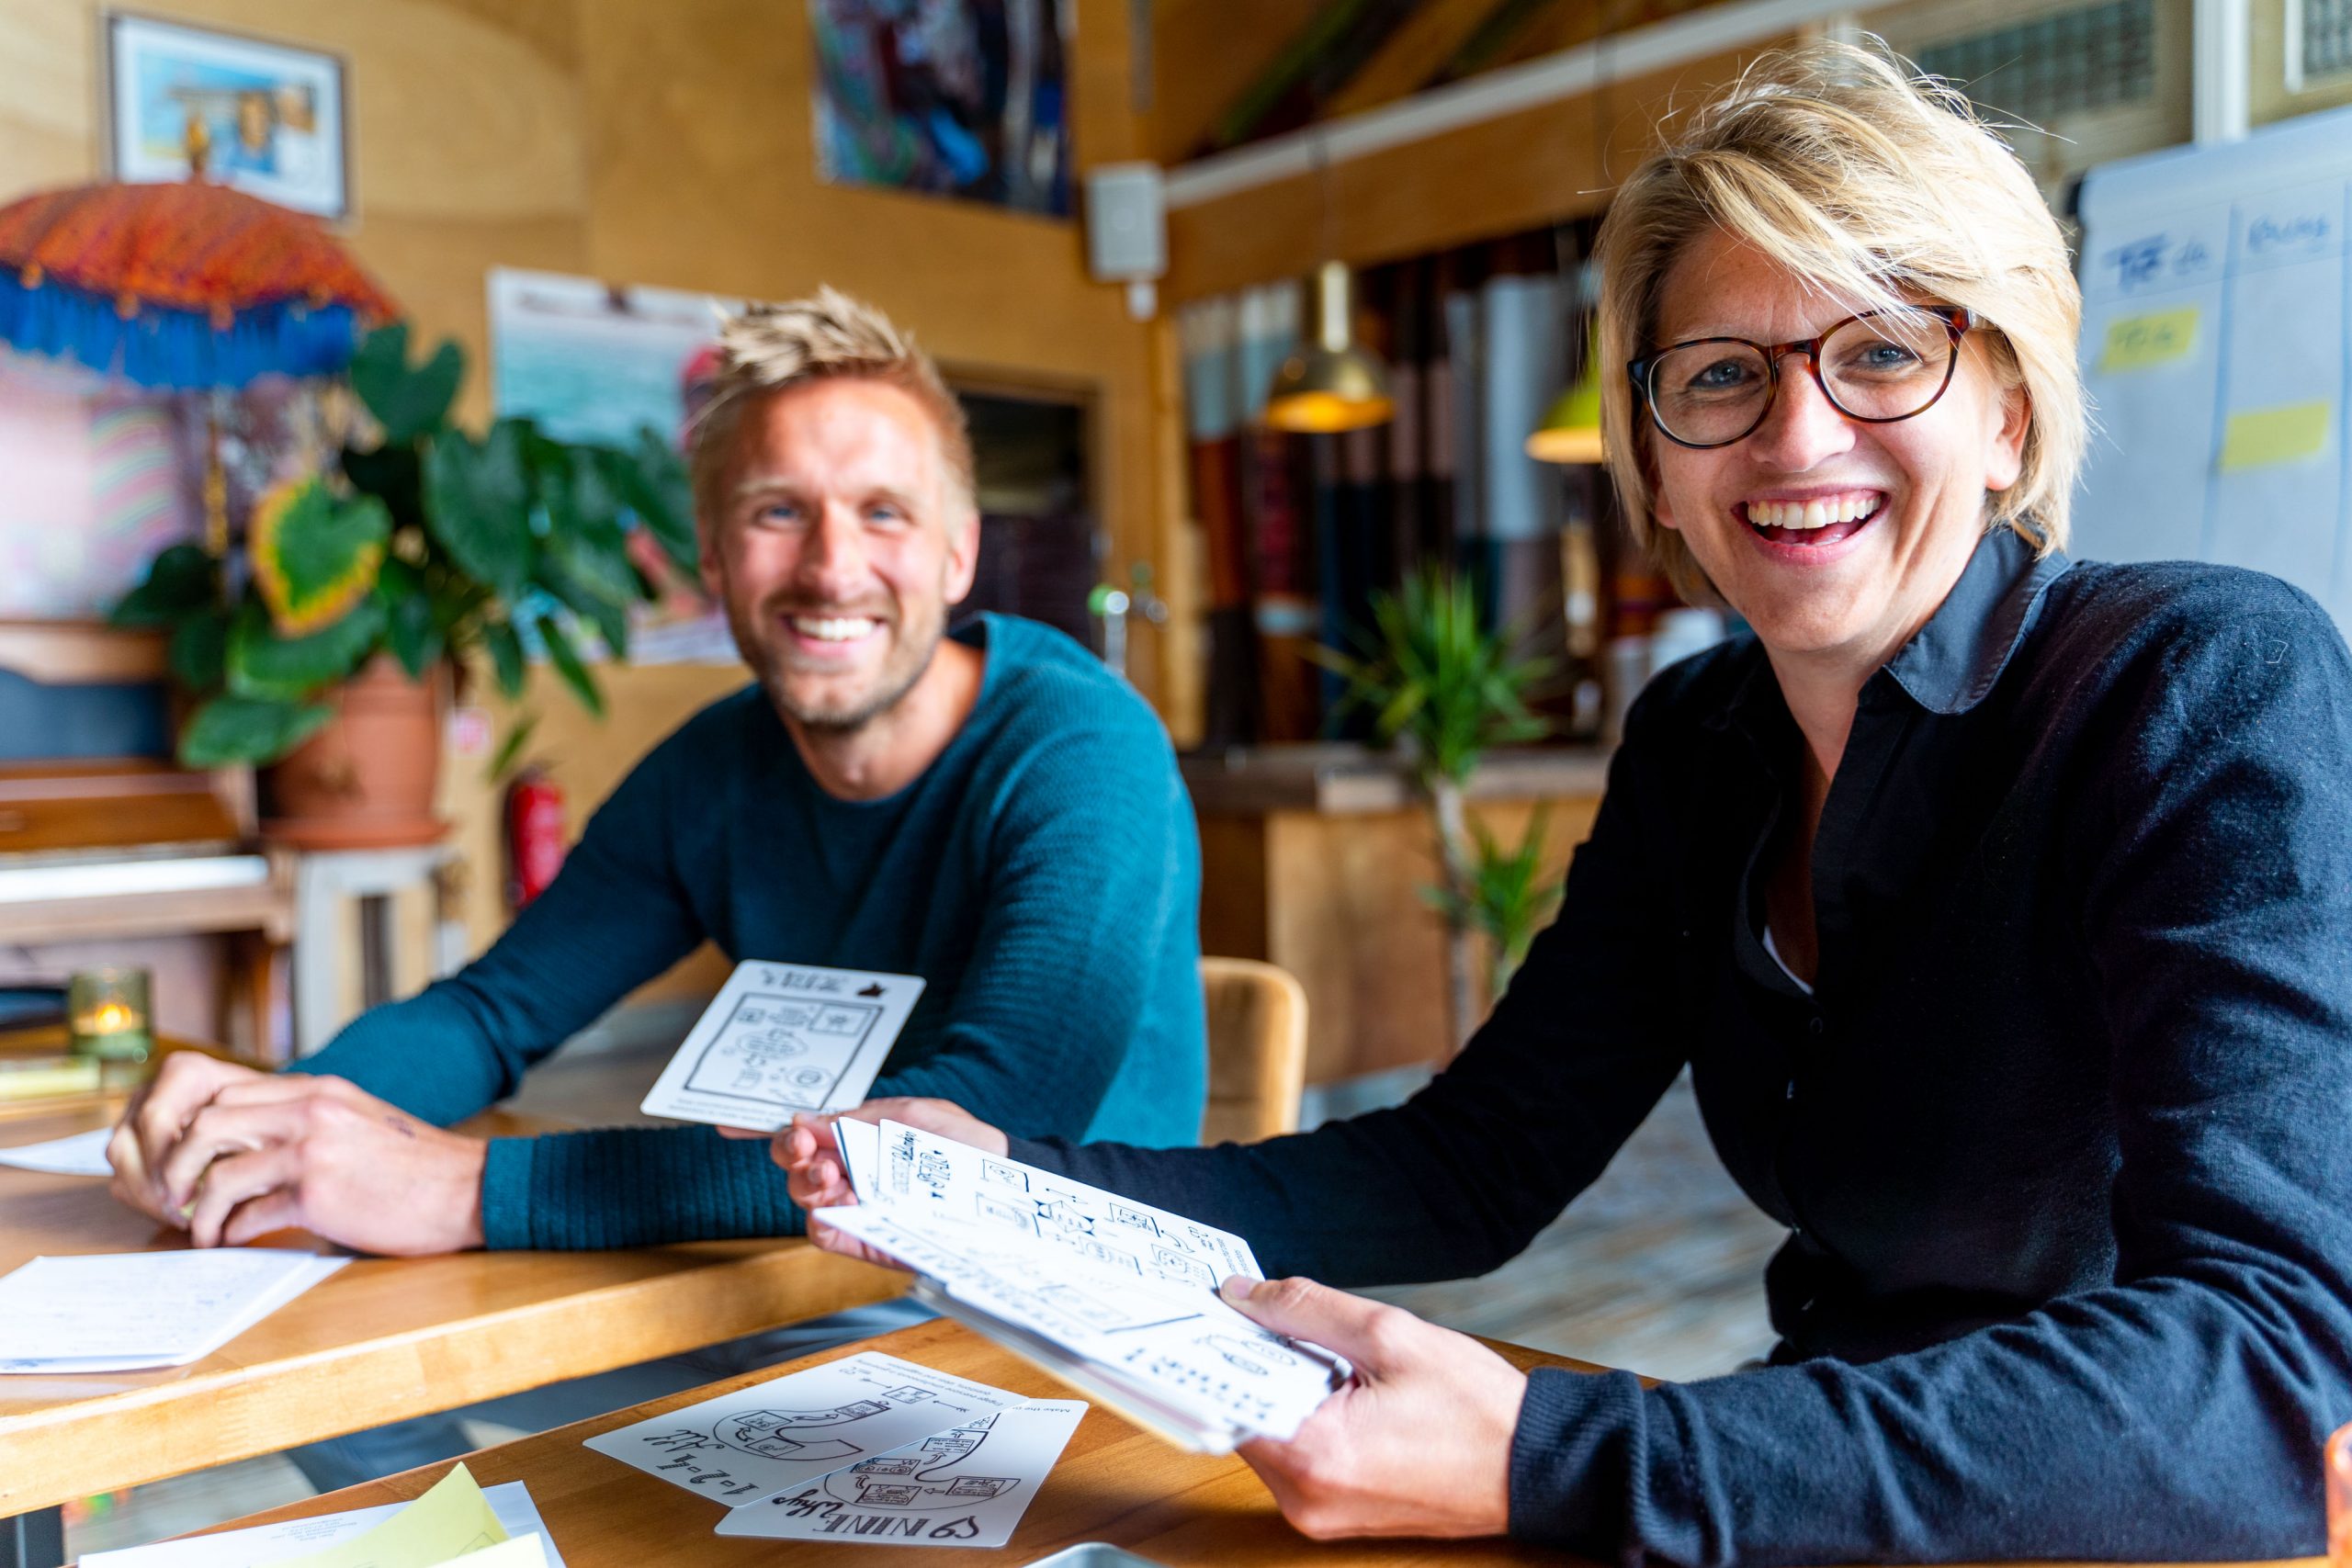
[0,1103,899,1565]
[172,1318,2325,1568]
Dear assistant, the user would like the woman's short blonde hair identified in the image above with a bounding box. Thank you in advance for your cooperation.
[688,287,976,525]
[1595,39,2085,604]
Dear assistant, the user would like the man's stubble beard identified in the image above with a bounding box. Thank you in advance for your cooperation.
[729,594,949,737]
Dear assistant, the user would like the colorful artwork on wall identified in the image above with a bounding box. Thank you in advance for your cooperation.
[808,0,1072,218]
[0,352,198,619]
[106,12,350,220]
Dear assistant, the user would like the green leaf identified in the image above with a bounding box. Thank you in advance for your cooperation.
[349,322,464,445]
[483,617,526,699]
[538,556,631,660]
[424,420,535,603]
[111,544,219,627]
[253,480,388,633]
[377,558,446,679]
[226,597,385,700]
[178,694,334,768]
[599,428,698,575]
[168,608,231,692]
[486,712,540,784]
[340,443,425,531]
[535,611,604,717]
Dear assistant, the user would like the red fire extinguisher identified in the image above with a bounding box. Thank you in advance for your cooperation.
[504,765,568,909]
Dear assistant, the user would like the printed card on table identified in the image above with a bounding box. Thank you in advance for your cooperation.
[583,1350,1019,1506]
[715,1400,1086,1549]
[639,960,925,1131]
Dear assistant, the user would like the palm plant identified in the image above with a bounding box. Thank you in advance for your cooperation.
[1317,568,1557,1047]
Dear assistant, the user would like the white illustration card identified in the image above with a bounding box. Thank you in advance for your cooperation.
[715,1399,1085,1548]
[816,1203,1341,1448]
[868,1119,1263,1291]
[582,1350,1018,1506]
[639,961,926,1131]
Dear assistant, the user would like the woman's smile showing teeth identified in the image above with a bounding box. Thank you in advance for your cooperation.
[1739,490,1885,547]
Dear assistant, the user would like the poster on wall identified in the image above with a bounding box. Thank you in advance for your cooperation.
[808,0,1073,218]
[488,267,741,664]
[105,12,349,220]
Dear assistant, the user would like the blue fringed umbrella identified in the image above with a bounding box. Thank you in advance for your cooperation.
[0,178,397,390]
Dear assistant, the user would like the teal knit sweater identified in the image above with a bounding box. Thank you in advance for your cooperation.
[291,615,1206,1249]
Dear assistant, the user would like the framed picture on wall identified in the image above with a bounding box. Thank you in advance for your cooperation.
[103,12,349,219]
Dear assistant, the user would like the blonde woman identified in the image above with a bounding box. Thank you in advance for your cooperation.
[783,41,2352,1562]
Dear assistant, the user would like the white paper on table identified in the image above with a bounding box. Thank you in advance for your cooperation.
[0,1250,347,1372]
[0,1127,113,1177]
[583,1349,1022,1506]
[866,1119,1262,1291]
[716,1399,1085,1549]
[817,1203,1341,1448]
[638,960,926,1132]
[78,1483,568,1567]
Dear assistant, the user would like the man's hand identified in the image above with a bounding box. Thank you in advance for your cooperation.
[1219,1275,1526,1540]
[108,1050,272,1225]
[761,1097,1007,1267]
[108,1055,487,1255]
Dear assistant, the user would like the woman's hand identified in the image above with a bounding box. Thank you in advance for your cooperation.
[1220,1275,1526,1540]
[763,1097,1009,1266]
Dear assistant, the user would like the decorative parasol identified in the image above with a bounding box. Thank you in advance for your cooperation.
[0,178,397,391]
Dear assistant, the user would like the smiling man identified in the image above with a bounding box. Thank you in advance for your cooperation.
[107,288,1207,1259]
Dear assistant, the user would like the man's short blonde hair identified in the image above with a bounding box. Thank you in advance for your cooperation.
[688,287,977,525]
[1595,39,2086,604]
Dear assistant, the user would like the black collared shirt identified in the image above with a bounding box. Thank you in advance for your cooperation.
[1020,527,2352,1563]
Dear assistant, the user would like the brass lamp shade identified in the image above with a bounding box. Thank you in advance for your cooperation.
[1264,260,1394,434]
[1527,319,1606,464]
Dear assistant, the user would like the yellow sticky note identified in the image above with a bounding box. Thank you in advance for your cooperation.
[276,1462,508,1568]
[2220,400,2334,471]
[2098,306,2199,372]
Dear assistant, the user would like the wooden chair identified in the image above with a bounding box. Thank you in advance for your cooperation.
[1199,955,1307,1145]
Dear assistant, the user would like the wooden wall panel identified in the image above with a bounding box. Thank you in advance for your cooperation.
[1164,46,1780,304]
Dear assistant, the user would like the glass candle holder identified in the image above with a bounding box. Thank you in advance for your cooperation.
[2329,1422,2352,1568]
[67,967,153,1063]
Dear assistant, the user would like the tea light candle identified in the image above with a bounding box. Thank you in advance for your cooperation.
[67,967,153,1061]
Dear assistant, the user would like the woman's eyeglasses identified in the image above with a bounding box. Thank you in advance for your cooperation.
[1627,306,1976,450]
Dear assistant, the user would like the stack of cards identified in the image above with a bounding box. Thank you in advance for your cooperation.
[586,1350,1083,1550]
[639,961,927,1133]
[817,1121,1344,1453]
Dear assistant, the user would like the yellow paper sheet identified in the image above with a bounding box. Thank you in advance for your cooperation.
[275,1463,509,1568]
[2220,400,2334,471]
[428,1533,547,1568]
[2098,306,2199,372]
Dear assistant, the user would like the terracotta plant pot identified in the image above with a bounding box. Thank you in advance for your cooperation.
[262,656,447,849]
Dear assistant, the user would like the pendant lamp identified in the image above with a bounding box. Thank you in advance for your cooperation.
[1526,317,1606,465]
[1263,259,1394,434]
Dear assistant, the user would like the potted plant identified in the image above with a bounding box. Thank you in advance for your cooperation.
[1317,568,1559,1048]
[112,322,696,845]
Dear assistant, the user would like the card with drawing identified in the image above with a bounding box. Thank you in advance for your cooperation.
[867,1119,1262,1290]
[639,961,926,1131]
[816,1202,1342,1452]
[583,1351,1018,1506]
[714,1399,1085,1548]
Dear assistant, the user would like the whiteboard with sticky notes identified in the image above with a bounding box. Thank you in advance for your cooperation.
[2074,102,2352,630]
